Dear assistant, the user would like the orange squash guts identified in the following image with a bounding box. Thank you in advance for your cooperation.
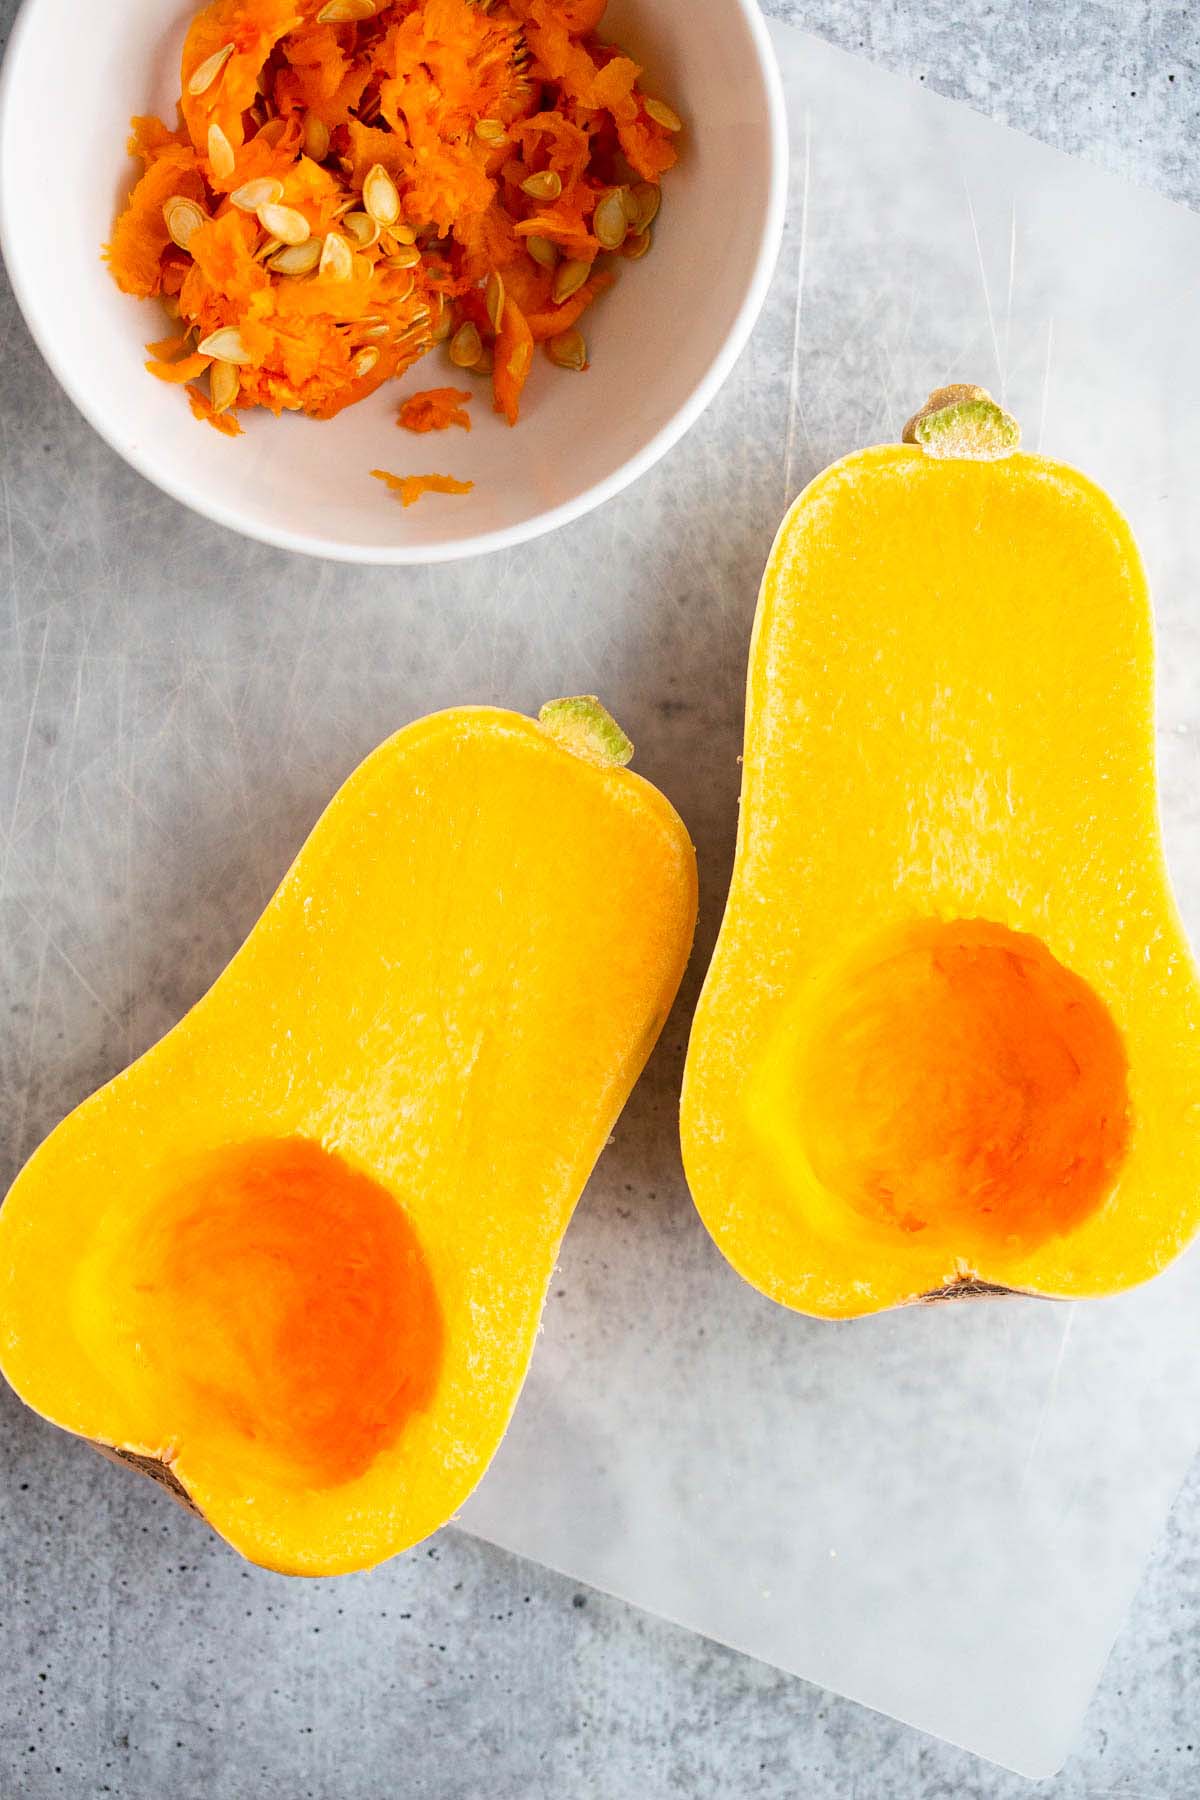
[105,0,682,434]
[0,702,697,1573]
[681,386,1200,1319]
[371,467,473,505]
[398,387,473,432]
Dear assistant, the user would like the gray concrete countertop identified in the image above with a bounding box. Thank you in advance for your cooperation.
[1,3,1198,1796]
[771,1,1200,211]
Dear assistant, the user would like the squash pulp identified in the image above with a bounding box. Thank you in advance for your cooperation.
[0,702,697,1571]
[681,388,1200,1318]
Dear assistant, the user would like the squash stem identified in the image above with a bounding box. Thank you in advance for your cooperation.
[537,697,634,767]
[902,384,1020,460]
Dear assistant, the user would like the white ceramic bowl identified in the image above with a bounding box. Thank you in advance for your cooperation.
[0,0,786,564]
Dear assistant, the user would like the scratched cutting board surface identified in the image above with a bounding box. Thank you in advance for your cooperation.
[4,19,1200,1783]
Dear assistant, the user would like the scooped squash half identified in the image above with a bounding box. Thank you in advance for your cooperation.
[681,386,1200,1318]
[0,700,697,1573]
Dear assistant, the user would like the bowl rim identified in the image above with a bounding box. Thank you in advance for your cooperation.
[0,0,788,566]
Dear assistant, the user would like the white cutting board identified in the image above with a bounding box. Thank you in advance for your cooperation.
[460,21,1200,1778]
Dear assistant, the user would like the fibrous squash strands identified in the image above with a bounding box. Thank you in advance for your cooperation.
[104,0,682,434]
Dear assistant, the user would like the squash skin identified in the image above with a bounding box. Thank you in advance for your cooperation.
[0,706,697,1573]
[681,445,1200,1319]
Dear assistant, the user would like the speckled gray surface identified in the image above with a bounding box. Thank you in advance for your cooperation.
[770,0,1200,211]
[2,3,1200,1797]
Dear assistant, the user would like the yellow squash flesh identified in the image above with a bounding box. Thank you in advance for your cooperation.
[681,396,1200,1319]
[0,703,697,1572]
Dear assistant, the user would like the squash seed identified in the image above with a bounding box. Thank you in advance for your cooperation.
[472,347,494,376]
[268,239,322,275]
[353,347,380,378]
[317,0,376,19]
[593,189,629,250]
[475,118,506,143]
[255,236,283,260]
[644,98,682,131]
[385,269,415,299]
[520,169,561,201]
[258,202,310,245]
[207,122,236,181]
[363,162,401,226]
[526,234,558,269]
[187,42,234,96]
[162,196,207,252]
[209,359,240,413]
[629,180,661,233]
[198,327,251,364]
[254,118,288,149]
[485,272,505,332]
[342,211,381,248]
[546,328,587,370]
[623,227,651,260]
[449,321,483,368]
[361,323,390,339]
[231,177,284,212]
[386,243,421,269]
[319,231,354,280]
[429,301,453,342]
[303,115,331,161]
[552,257,591,304]
[390,222,418,245]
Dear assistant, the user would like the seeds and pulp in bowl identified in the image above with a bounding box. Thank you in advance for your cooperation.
[105,0,683,482]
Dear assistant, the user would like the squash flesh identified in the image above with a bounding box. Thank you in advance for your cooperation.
[1,707,697,1571]
[682,448,1200,1317]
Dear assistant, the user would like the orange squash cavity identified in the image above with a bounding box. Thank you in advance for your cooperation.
[0,701,697,1573]
[681,386,1200,1318]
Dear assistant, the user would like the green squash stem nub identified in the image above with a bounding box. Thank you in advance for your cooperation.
[902,384,1021,461]
[537,696,634,768]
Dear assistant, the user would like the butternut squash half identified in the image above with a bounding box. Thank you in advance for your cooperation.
[0,700,697,1573]
[681,386,1200,1319]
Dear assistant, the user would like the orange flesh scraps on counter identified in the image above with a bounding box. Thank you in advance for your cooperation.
[799,920,1131,1255]
[105,0,682,443]
[127,1137,443,1488]
[398,386,472,431]
[372,467,474,504]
